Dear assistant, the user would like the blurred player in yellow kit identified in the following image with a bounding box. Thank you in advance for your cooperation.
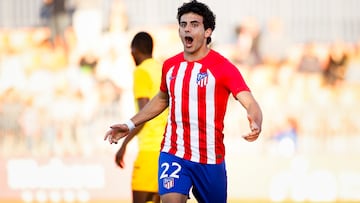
[115,31,167,203]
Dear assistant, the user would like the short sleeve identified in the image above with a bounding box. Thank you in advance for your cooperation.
[224,64,250,97]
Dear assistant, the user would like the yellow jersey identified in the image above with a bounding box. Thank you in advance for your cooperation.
[133,58,167,152]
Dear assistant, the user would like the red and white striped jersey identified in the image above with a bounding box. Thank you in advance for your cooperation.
[160,50,250,164]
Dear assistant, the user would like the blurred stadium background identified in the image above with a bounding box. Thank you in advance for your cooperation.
[1,0,360,202]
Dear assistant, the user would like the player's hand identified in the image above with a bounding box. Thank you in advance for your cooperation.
[115,145,126,168]
[242,115,261,142]
[104,124,130,144]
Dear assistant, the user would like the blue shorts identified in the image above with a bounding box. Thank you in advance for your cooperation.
[158,152,227,203]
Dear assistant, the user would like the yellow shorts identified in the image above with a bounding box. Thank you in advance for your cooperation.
[131,150,159,192]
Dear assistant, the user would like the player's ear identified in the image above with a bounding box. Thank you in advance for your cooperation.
[205,28,212,38]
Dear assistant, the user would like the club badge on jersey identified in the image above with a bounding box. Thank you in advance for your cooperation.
[196,72,208,87]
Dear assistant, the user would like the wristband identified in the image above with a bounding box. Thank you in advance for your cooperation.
[125,119,135,131]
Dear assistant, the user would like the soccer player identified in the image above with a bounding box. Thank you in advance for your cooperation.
[115,31,167,203]
[105,1,263,203]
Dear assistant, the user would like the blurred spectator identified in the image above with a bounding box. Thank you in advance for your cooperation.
[72,0,103,54]
[270,116,299,157]
[323,41,349,87]
[258,17,291,67]
[95,34,135,121]
[40,0,73,53]
[233,17,261,67]
[297,42,325,73]
[79,52,98,73]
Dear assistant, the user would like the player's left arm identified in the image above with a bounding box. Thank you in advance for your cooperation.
[235,91,263,142]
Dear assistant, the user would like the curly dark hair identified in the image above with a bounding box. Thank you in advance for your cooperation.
[177,0,216,44]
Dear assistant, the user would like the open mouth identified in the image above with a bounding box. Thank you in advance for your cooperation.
[185,36,193,46]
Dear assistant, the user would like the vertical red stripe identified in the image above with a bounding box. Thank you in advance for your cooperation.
[214,84,226,163]
[182,63,193,160]
[197,67,208,163]
[168,66,179,155]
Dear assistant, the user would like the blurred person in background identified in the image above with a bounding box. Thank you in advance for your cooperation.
[270,116,299,157]
[297,41,325,73]
[233,17,261,67]
[323,41,349,87]
[258,17,291,67]
[71,0,103,55]
[40,0,74,53]
[114,32,167,203]
[104,1,263,202]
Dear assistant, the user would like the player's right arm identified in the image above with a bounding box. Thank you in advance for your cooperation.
[131,90,169,126]
[115,97,149,168]
[104,90,169,144]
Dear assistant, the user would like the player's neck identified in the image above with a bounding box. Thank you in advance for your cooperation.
[138,55,152,64]
[184,46,210,62]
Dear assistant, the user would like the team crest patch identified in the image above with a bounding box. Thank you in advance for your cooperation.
[163,177,175,189]
[196,72,208,87]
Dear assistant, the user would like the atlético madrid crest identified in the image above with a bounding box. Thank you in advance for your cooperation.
[163,177,175,189]
[196,72,208,87]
